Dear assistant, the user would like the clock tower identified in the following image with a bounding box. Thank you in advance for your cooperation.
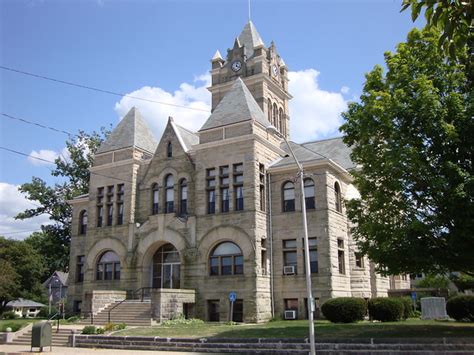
[209,21,292,138]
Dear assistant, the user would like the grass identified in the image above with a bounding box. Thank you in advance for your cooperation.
[115,319,474,339]
[0,319,41,332]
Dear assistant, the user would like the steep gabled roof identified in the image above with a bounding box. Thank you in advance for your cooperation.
[97,107,157,154]
[170,120,199,152]
[238,21,264,58]
[199,78,271,131]
[42,271,69,287]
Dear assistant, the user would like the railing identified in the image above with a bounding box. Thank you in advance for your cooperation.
[47,312,61,332]
[108,287,153,323]
[81,311,94,324]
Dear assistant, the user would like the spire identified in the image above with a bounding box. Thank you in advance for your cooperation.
[97,107,157,154]
[211,49,224,62]
[199,78,271,132]
[238,21,264,58]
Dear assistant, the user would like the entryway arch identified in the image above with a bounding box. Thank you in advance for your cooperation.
[152,243,180,289]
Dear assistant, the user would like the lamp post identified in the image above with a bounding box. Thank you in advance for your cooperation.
[267,125,316,355]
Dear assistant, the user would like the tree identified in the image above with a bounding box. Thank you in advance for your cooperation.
[16,129,108,273]
[0,237,46,312]
[0,259,20,313]
[416,274,451,289]
[401,0,472,60]
[340,28,473,276]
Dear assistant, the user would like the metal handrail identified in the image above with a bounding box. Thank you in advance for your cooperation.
[81,311,94,324]
[107,287,152,323]
[47,312,61,332]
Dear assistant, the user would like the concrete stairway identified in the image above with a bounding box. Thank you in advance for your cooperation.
[79,300,152,327]
[11,327,71,347]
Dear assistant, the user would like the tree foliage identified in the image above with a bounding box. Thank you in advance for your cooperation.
[0,259,20,313]
[16,129,109,272]
[416,274,451,289]
[341,28,473,276]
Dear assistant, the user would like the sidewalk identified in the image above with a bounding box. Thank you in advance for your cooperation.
[0,344,208,355]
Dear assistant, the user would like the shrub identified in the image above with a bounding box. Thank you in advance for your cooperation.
[66,315,80,323]
[81,326,96,334]
[2,311,19,320]
[104,323,115,332]
[115,323,126,330]
[446,295,474,322]
[321,297,367,323]
[399,297,415,319]
[368,298,404,322]
[96,327,105,334]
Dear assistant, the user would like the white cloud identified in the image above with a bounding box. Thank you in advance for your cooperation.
[114,70,347,144]
[340,86,350,94]
[28,149,58,166]
[288,69,347,142]
[0,182,50,240]
[114,74,212,139]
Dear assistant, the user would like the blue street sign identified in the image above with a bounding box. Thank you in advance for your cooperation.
[411,292,417,300]
[229,291,237,302]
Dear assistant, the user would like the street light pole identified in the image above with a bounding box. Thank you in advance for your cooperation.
[267,126,316,355]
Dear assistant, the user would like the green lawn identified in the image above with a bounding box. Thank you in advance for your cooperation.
[0,319,40,332]
[114,319,474,339]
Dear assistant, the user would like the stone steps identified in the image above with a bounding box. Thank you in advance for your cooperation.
[73,335,474,354]
[79,300,152,326]
[11,328,71,347]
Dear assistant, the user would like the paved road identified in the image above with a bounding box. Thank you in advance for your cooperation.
[0,344,209,355]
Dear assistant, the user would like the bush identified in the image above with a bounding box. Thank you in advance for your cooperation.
[66,315,80,323]
[368,298,404,322]
[104,323,115,332]
[446,295,474,322]
[321,297,367,323]
[115,323,126,330]
[399,297,415,319]
[81,326,96,334]
[96,327,105,334]
[2,311,19,320]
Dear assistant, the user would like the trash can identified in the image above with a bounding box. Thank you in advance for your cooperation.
[31,321,52,352]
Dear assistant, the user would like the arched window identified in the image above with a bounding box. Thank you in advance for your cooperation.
[179,178,187,216]
[153,243,180,289]
[273,103,278,130]
[282,181,295,212]
[151,183,159,214]
[334,181,342,212]
[279,108,284,135]
[267,99,272,124]
[79,210,87,235]
[96,251,120,280]
[209,242,243,276]
[304,178,315,210]
[165,174,174,213]
[167,142,172,158]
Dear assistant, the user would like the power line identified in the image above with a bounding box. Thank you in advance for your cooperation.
[0,229,42,236]
[0,65,210,113]
[1,113,73,137]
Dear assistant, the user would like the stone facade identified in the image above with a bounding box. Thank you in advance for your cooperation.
[67,21,410,322]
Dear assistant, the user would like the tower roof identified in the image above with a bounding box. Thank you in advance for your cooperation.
[199,77,271,132]
[97,107,157,154]
[238,21,264,58]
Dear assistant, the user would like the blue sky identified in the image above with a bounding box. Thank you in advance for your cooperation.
[0,0,422,238]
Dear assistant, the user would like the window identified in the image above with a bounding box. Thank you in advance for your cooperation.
[167,142,172,158]
[259,163,265,211]
[76,255,84,283]
[273,103,278,130]
[282,181,295,212]
[96,251,120,280]
[337,238,345,274]
[151,183,159,214]
[219,166,229,185]
[79,210,87,235]
[220,166,229,213]
[355,252,364,268]
[152,243,180,289]
[303,238,318,274]
[165,174,174,213]
[179,179,188,216]
[73,300,82,313]
[116,184,124,225]
[267,99,272,124]
[285,298,298,312]
[106,185,114,226]
[208,300,220,322]
[233,163,244,211]
[209,242,243,276]
[334,182,342,212]
[261,239,267,275]
[221,187,229,213]
[97,187,104,227]
[279,108,284,135]
[206,168,216,214]
[283,239,297,274]
[304,297,320,319]
[231,299,243,322]
[304,179,315,210]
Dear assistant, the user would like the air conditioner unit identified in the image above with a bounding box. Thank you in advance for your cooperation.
[283,265,295,275]
[284,310,297,320]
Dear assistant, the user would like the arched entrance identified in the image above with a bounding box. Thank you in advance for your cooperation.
[152,243,180,289]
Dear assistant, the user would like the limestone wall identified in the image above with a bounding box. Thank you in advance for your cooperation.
[151,289,196,322]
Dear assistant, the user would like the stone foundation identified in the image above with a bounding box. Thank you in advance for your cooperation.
[151,289,196,322]
[83,290,126,316]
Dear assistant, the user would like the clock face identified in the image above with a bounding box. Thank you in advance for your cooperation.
[272,64,279,76]
[231,60,242,72]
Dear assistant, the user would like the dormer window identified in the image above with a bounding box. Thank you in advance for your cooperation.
[167,142,172,158]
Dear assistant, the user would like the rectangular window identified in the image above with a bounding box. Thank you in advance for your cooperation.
[106,185,114,226]
[259,163,265,211]
[96,263,104,280]
[209,257,219,276]
[261,239,267,275]
[117,184,124,201]
[220,165,229,185]
[117,203,123,225]
[207,190,216,214]
[97,187,104,227]
[73,300,82,313]
[208,300,220,322]
[285,298,298,311]
[231,299,243,323]
[76,255,84,283]
[97,206,103,228]
[233,163,244,211]
[355,252,364,268]
[107,204,113,226]
[221,188,229,213]
[303,238,318,274]
[283,239,297,274]
[235,186,244,211]
[338,238,345,274]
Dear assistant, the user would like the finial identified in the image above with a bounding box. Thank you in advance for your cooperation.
[168,116,174,122]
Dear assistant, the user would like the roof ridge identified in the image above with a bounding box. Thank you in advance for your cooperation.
[300,136,344,145]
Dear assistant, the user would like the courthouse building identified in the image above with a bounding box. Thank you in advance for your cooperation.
[67,21,409,323]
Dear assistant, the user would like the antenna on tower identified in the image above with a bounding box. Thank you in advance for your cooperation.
[248,0,251,21]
